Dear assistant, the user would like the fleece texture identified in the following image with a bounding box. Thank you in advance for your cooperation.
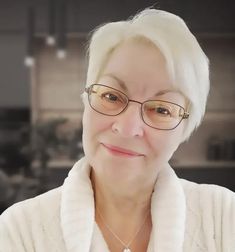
[0,157,235,252]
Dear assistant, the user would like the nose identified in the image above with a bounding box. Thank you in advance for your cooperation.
[111,103,144,137]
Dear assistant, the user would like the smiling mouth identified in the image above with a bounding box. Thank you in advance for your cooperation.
[101,143,144,157]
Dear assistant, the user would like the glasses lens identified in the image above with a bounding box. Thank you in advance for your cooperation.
[88,85,128,115]
[142,100,184,129]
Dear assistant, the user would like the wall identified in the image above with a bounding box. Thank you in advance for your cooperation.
[0,33,29,107]
[31,37,87,124]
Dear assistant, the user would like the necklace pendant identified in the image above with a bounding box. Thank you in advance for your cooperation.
[123,248,131,252]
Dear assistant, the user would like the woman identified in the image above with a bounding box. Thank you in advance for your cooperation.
[0,8,235,252]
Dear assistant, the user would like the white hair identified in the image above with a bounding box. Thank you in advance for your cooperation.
[85,8,210,143]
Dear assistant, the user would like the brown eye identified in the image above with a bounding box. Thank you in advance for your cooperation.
[101,92,119,102]
[156,106,171,116]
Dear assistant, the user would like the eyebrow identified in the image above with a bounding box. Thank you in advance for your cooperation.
[101,73,179,97]
[101,73,128,91]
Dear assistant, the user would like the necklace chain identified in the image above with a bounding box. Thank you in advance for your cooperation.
[96,208,150,251]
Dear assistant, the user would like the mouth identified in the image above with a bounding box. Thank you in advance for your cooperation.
[101,143,144,157]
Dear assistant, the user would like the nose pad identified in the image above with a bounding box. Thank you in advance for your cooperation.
[111,103,144,137]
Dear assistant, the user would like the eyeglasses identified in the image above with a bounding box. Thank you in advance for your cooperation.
[85,84,189,130]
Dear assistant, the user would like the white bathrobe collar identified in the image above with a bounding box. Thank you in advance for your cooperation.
[60,157,186,252]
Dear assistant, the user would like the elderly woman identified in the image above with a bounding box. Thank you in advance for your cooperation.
[0,8,235,252]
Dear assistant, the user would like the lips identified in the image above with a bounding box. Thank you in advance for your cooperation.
[101,143,144,157]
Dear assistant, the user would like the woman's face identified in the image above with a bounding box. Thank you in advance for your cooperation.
[82,39,186,185]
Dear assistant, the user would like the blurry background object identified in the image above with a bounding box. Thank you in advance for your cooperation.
[56,0,68,59]
[0,0,234,212]
[0,108,31,176]
[0,170,14,213]
[24,4,36,67]
[46,0,56,46]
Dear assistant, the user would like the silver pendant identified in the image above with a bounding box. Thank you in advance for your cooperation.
[123,248,131,252]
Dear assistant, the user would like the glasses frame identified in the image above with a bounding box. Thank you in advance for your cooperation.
[85,84,189,130]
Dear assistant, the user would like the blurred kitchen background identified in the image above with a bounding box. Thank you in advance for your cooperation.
[0,0,235,213]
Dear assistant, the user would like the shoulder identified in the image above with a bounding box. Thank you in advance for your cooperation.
[180,178,235,219]
[180,179,235,251]
[1,186,62,221]
[180,178,235,207]
[0,187,63,251]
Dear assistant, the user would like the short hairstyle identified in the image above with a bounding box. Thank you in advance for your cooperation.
[85,8,210,142]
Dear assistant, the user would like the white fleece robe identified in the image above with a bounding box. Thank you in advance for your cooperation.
[0,157,235,252]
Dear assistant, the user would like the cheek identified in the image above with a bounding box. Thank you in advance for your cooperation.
[83,105,111,134]
[82,106,112,152]
[147,127,183,161]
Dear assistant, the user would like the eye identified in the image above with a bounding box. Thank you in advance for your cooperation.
[146,105,172,117]
[155,106,171,116]
[101,92,119,102]
[101,91,126,104]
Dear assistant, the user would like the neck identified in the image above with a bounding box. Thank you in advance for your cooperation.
[91,168,155,216]
[91,168,154,251]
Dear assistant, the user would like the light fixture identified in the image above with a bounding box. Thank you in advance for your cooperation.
[56,0,67,59]
[56,49,67,59]
[46,0,56,46]
[24,56,35,67]
[24,5,35,67]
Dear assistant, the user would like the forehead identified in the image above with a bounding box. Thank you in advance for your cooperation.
[98,39,182,100]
